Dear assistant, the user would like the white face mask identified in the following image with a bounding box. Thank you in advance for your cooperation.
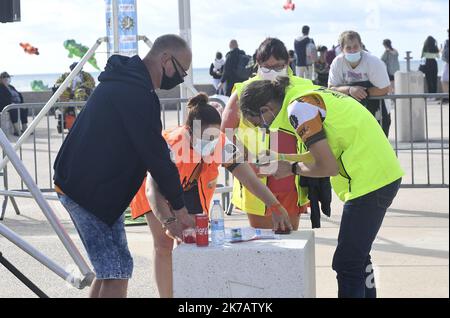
[193,138,219,157]
[258,67,288,81]
[344,51,362,64]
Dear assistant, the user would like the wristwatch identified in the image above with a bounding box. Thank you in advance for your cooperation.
[292,162,300,175]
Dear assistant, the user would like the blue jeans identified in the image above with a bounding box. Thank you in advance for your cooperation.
[332,179,402,298]
[58,194,133,280]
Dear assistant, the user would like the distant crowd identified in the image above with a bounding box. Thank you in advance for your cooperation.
[209,26,449,104]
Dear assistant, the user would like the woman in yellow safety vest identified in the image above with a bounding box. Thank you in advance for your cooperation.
[239,77,404,298]
[131,93,292,298]
[221,37,315,231]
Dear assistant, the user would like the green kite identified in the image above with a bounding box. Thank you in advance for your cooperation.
[31,80,50,92]
[64,39,100,70]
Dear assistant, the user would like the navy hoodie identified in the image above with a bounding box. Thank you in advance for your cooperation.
[54,55,184,226]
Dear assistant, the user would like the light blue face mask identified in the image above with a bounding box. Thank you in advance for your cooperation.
[345,51,362,63]
[193,138,219,157]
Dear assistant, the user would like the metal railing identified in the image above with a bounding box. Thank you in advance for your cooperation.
[368,93,448,188]
[0,97,229,218]
[0,102,84,219]
[1,93,447,219]
[0,128,95,289]
[0,37,107,293]
[0,34,202,294]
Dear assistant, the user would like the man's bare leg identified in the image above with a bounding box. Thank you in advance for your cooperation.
[98,279,128,298]
[89,279,103,298]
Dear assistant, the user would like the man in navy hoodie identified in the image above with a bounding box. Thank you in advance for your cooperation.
[54,34,193,298]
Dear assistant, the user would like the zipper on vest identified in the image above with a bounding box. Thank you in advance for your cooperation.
[187,162,201,187]
[278,127,296,136]
[339,155,352,193]
[182,160,202,191]
[198,177,209,214]
[239,181,244,199]
[181,176,188,189]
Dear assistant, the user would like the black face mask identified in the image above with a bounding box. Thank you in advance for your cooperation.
[160,58,185,90]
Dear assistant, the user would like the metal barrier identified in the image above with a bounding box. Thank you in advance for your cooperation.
[0,102,85,219]
[0,37,107,293]
[0,128,95,289]
[369,93,449,188]
[1,94,447,219]
[0,97,229,218]
[0,35,204,295]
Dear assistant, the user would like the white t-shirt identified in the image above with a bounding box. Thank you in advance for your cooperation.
[328,51,390,89]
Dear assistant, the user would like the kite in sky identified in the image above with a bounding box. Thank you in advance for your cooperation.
[283,0,296,11]
[64,39,100,70]
[20,42,40,55]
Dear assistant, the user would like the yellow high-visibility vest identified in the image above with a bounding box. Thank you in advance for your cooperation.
[232,73,315,216]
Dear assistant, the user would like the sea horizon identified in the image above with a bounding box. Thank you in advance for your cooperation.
[7,60,446,92]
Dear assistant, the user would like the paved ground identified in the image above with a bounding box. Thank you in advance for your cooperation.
[0,102,448,298]
[0,187,447,298]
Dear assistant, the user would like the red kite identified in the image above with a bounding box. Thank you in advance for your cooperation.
[19,42,40,55]
[283,0,296,11]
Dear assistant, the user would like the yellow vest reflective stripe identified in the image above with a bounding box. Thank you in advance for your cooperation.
[232,74,314,215]
[290,87,405,201]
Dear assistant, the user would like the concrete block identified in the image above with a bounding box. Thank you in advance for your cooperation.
[395,71,426,142]
[173,230,316,298]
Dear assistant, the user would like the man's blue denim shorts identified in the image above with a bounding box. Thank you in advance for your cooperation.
[58,194,133,280]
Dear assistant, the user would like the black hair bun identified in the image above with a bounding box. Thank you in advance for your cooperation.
[188,93,209,109]
[272,76,290,92]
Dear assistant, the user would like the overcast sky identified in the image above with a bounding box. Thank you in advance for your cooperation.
[0,0,448,75]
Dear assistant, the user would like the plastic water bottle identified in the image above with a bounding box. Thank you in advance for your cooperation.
[210,200,225,246]
[229,227,277,243]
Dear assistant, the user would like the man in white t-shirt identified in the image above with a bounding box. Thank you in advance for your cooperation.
[329,31,391,136]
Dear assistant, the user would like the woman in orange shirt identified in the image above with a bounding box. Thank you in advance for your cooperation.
[131,93,292,298]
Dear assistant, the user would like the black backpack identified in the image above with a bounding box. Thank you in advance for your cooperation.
[235,54,254,81]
